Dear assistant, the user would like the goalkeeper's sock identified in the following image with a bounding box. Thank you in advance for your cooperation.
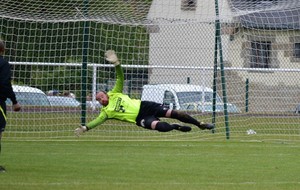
[170,110,214,130]
[171,110,201,127]
[155,122,174,132]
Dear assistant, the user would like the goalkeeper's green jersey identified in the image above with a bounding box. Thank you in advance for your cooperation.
[87,65,141,129]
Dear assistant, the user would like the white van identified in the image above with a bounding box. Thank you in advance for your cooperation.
[6,85,50,106]
[141,84,239,113]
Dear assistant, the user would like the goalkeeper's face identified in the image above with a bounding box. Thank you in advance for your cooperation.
[96,91,109,106]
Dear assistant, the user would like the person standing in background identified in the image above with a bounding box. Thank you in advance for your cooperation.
[0,40,21,173]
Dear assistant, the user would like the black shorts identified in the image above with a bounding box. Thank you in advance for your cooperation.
[135,101,169,129]
[0,101,7,133]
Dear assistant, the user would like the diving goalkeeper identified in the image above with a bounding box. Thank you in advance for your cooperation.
[75,50,214,137]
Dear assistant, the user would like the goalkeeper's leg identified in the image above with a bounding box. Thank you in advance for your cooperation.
[153,121,191,132]
[140,117,191,132]
[168,110,214,130]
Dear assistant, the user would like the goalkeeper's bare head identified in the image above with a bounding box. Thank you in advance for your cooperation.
[96,91,108,106]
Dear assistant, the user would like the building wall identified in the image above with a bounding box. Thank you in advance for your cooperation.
[226,29,300,86]
[147,0,232,85]
[147,0,300,87]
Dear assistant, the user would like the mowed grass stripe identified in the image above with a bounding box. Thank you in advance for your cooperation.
[0,141,299,190]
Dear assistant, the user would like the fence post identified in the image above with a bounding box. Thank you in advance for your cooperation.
[215,0,230,139]
[245,78,249,113]
[81,0,89,126]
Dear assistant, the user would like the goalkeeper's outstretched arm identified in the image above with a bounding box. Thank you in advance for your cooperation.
[105,50,124,93]
[75,50,121,137]
[74,103,108,137]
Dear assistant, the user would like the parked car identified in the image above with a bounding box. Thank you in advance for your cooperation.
[141,84,240,113]
[86,100,101,109]
[295,104,300,113]
[6,85,51,106]
[47,96,80,107]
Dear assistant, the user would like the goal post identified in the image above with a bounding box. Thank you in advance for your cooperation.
[0,0,300,141]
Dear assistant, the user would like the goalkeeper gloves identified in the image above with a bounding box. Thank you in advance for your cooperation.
[105,50,120,66]
[75,126,88,137]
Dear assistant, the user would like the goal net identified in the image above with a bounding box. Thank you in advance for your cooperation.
[1,0,300,142]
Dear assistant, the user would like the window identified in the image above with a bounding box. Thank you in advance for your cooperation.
[294,43,300,58]
[181,0,197,11]
[250,41,271,68]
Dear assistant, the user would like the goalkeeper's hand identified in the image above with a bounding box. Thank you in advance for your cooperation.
[105,50,120,66]
[75,126,88,137]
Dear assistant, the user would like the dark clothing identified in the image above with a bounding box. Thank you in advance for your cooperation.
[0,56,17,104]
[135,101,169,129]
[0,101,6,132]
[0,55,17,131]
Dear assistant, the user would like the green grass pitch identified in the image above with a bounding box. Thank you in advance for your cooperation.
[0,140,300,190]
